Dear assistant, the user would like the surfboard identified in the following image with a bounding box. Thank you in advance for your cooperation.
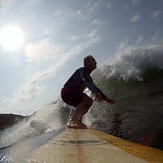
[26,129,163,163]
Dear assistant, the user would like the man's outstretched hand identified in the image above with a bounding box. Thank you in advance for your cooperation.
[94,92,116,104]
[106,98,116,105]
[94,92,103,102]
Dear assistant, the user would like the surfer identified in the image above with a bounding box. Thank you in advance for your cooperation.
[61,55,115,129]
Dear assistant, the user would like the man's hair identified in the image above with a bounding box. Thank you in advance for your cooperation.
[83,55,94,66]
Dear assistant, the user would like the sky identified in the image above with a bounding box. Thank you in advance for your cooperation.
[0,0,162,115]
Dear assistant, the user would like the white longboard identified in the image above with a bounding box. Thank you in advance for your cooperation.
[21,128,163,163]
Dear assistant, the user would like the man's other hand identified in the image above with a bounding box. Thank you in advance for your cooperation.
[107,98,115,105]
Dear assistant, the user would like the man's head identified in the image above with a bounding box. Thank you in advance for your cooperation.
[83,55,97,72]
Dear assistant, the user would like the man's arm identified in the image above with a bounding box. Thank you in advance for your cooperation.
[94,91,115,104]
[94,87,115,104]
[80,68,115,104]
[94,86,108,101]
[80,68,99,93]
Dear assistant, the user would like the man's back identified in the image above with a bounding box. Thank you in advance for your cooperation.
[64,67,93,92]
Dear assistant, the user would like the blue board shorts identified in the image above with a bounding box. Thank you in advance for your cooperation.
[61,87,87,107]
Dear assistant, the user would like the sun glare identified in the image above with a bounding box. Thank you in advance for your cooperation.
[0,25,24,51]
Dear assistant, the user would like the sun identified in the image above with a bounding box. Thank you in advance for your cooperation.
[0,25,24,51]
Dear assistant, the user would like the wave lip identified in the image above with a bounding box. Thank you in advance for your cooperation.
[100,43,163,81]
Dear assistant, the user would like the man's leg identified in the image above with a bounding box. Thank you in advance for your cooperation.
[72,96,93,121]
[67,96,93,128]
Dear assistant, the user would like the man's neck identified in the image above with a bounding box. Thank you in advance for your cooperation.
[84,66,93,74]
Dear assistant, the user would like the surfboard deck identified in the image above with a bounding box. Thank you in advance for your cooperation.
[25,128,163,163]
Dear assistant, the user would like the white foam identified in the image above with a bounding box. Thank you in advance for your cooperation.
[99,43,163,81]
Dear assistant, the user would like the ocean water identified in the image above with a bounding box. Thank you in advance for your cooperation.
[0,43,163,162]
[88,43,163,148]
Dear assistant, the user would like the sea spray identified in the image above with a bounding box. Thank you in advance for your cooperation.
[0,102,66,149]
[0,102,67,162]
[98,43,163,81]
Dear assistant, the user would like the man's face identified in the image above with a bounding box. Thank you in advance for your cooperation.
[88,57,97,71]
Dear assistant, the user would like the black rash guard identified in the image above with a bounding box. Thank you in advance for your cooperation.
[64,67,108,101]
